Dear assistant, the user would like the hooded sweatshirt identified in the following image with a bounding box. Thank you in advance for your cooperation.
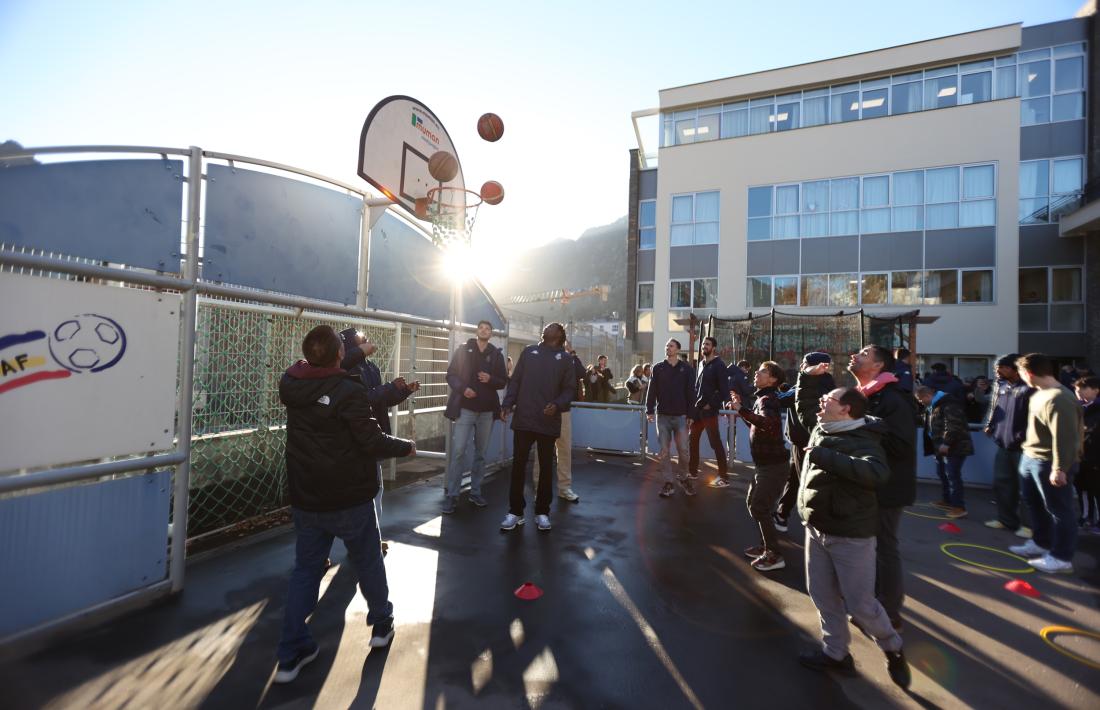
[280,360,413,511]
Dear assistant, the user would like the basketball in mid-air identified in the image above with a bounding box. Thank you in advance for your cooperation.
[477,113,504,142]
[480,180,504,205]
[427,151,459,182]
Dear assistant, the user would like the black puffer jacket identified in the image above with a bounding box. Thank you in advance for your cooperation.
[280,360,413,512]
[798,417,891,538]
[922,394,975,457]
[866,381,919,508]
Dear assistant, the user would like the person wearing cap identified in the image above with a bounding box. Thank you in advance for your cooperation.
[983,353,1034,537]
[774,352,836,533]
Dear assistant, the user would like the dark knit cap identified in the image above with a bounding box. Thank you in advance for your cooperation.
[803,352,832,366]
[995,353,1021,369]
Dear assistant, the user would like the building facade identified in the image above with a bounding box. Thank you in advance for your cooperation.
[628,17,1095,380]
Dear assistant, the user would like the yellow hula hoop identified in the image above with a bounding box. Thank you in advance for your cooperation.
[1039,625,1100,671]
[904,509,954,521]
[939,543,1035,574]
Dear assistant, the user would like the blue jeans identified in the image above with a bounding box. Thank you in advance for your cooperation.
[655,414,689,483]
[277,501,392,663]
[1019,454,1079,562]
[934,455,966,508]
[446,409,495,498]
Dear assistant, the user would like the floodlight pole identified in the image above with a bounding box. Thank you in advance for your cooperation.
[358,197,394,309]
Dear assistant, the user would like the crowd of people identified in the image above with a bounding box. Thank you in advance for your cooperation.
[269,320,1097,688]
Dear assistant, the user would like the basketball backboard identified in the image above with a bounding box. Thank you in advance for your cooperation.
[358,95,465,222]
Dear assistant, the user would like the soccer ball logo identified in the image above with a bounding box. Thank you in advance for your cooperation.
[48,314,127,373]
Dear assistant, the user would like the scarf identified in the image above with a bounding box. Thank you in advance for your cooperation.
[819,417,866,434]
[856,372,898,397]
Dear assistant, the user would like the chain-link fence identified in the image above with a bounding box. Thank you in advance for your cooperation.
[706,310,916,387]
[188,299,401,537]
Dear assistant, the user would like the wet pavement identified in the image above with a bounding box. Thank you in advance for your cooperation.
[2,451,1099,709]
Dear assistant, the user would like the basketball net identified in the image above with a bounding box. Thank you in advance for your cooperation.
[425,187,481,250]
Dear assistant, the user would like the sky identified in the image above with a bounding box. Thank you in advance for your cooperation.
[0,0,1085,265]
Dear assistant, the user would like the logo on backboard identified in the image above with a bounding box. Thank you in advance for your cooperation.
[0,314,127,396]
[411,110,441,147]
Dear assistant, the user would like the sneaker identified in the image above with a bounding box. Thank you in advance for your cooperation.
[1009,539,1049,557]
[441,496,457,515]
[559,488,579,503]
[659,482,676,498]
[535,514,552,531]
[751,551,786,571]
[468,493,488,508]
[944,507,968,519]
[798,649,856,676]
[931,500,951,509]
[1028,552,1074,574]
[680,477,697,496]
[369,617,395,648]
[686,471,699,480]
[984,519,1006,529]
[1015,526,1033,539]
[500,513,525,531]
[773,512,789,532]
[743,545,766,559]
[708,477,730,489]
[274,645,319,683]
[885,650,911,689]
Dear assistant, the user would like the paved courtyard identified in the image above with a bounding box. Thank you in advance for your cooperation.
[3,453,1099,709]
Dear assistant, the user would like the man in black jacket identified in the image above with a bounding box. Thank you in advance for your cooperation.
[533,340,587,503]
[775,352,834,532]
[848,345,918,630]
[500,322,576,532]
[275,325,414,684]
[983,354,1033,536]
[646,338,696,498]
[690,337,729,487]
[339,329,418,435]
[442,320,508,514]
[796,387,910,689]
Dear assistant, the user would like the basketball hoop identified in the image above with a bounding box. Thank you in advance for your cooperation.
[415,186,483,248]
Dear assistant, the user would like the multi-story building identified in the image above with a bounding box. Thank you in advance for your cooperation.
[627,16,1097,380]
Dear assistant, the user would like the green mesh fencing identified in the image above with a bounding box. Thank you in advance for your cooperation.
[707,310,916,387]
[188,300,399,537]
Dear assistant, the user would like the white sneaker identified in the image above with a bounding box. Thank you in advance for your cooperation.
[535,514,551,531]
[1015,526,1033,539]
[1009,539,1049,557]
[500,513,524,531]
[1028,552,1074,574]
[559,488,579,502]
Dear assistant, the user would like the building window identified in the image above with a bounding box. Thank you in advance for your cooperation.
[1020,157,1084,224]
[890,271,923,305]
[671,278,718,311]
[657,42,1085,147]
[800,274,828,306]
[1019,266,1085,332]
[861,273,888,304]
[1019,43,1087,125]
[638,200,656,250]
[747,277,771,308]
[754,268,987,308]
[748,162,995,240]
[637,282,654,310]
[960,269,994,303]
[671,191,719,246]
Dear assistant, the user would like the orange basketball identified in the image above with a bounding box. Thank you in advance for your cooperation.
[477,113,504,142]
[427,150,459,182]
[480,180,504,205]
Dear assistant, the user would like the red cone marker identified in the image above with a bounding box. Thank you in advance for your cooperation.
[1005,579,1041,598]
[938,522,962,533]
[514,582,543,600]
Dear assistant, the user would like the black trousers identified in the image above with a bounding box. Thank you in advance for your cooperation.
[510,429,556,516]
[776,443,806,519]
[689,415,727,476]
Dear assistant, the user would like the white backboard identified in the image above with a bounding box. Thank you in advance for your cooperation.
[358,95,465,221]
[0,273,181,473]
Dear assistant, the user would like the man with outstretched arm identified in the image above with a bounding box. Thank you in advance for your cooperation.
[442,320,507,514]
[646,338,697,498]
[500,322,575,532]
[274,325,415,684]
